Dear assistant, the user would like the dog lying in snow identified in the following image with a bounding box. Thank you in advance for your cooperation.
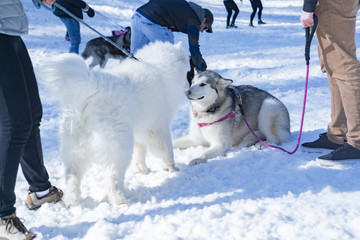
[39,41,188,206]
[173,70,291,165]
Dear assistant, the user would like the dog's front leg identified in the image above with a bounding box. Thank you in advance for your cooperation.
[148,129,178,172]
[173,119,207,149]
[133,142,150,174]
[189,144,228,165]
[189,127,231,165]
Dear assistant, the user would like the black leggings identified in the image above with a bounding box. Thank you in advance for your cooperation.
[250,0,263,23]
[0,34,51,217]
[224,1,239,26]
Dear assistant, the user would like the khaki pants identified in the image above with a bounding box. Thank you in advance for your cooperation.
[315,0,360,149]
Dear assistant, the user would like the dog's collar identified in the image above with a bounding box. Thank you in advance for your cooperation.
[195,110,235,128]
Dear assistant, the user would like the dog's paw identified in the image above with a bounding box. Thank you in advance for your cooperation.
[255,142,267,150]
[164,164,179,173]
[189,158,207,166]
[62,192,80,207]
[136,166,151,175]
[108,190,129,205]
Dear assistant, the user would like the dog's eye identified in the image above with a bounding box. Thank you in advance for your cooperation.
[200,83,206,87]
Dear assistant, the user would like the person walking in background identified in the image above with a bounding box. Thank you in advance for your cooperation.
[53,0,95,54]
[223,0,241,29]
[300,0,360,165]
[0,0,64,239]
[130,0,214,72]
[249,0,266,27]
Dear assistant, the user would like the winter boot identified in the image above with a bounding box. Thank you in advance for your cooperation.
[258,20,266,24]
[0,214,36,240]
[26,186,63,210]
[230,23,238,28]
[249,22,255,27]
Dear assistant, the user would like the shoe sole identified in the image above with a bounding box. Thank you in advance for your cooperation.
[316,157,360,166]
[301,146,336,154]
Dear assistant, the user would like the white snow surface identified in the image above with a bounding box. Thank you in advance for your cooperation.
[11,0,360,239]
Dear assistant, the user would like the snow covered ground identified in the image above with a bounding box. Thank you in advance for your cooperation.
[11,0,360,239]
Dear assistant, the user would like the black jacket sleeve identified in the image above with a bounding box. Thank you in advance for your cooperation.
[303,0,318,12]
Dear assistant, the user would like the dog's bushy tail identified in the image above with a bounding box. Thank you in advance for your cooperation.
[39,53,90,95]
[81,46,91,59]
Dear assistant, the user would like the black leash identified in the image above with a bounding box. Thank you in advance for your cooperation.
[305,15,318,65]
[32,0,138,60]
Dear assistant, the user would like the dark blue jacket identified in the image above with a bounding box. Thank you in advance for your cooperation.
[303,0,318,12]
[137,0,202,57]
[53,0,87,19]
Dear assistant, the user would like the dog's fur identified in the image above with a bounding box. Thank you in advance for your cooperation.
[173,70,291,165]
[81,27,131,68]
[40,41,188,206]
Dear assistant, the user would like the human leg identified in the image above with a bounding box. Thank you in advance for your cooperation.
[131,11,151,53]
[224,1,233,28]
[315,0,360,149]
[249,0,257,27]
[230,1,239,27]
[60,17,81,54]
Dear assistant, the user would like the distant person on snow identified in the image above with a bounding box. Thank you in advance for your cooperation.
[223,0,241,29]
[53,0,95,54]
[249,0,266,27]
[130,0,214,72]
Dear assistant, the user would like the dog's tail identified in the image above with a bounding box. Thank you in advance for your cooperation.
[81,46,91,59]
[39,53,90,95]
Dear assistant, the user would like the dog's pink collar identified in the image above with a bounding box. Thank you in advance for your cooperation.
[196,110,235,128]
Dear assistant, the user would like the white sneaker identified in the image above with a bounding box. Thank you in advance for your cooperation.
[0,214,36,240]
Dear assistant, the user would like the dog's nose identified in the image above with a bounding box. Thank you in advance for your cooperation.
[186,90,191,97]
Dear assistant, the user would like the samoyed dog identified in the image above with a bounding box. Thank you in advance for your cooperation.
[39,41,188,206]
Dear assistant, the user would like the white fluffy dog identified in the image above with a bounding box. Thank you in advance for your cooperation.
[39,41,188,206]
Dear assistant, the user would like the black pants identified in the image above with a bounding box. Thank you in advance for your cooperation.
[0,34,51,217]
[250,0,263,23]
[224,1,239,27]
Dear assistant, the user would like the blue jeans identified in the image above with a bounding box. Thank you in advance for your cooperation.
[0,34,51,217]
[131,11,174,54]
[60,17,81,54]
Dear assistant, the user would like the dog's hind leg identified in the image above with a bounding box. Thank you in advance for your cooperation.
[61,140,89,207]
[133,142,150,174]
[148,129,178,172]
[258,99,291,145]
[105,128,133,205]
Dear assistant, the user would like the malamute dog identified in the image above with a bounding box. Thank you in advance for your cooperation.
[81,27,131,68]
[40,41,188,206]
[173,70,291,165]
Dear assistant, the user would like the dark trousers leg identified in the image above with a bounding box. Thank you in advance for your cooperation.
[0,34,51,217]
[250,0,258,23]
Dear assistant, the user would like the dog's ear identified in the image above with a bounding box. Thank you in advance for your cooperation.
[217,78,233,90]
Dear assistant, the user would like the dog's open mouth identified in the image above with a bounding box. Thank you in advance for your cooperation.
[188,96,204,100]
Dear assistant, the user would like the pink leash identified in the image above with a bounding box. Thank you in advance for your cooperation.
[241,16,318,154]
[241,64,309,154]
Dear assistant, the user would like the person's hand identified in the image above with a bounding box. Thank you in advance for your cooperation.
[191,55,207,71]
[83,4,95,18]
[41,0,55,6]
[300,10,314,28]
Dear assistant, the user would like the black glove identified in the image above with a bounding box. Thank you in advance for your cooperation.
[187,57,195,85]
[86,7,95,18]
[191,55,207,71]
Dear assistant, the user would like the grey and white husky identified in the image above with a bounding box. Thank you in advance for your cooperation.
[173,70,291,165]
[81,27,131,68]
